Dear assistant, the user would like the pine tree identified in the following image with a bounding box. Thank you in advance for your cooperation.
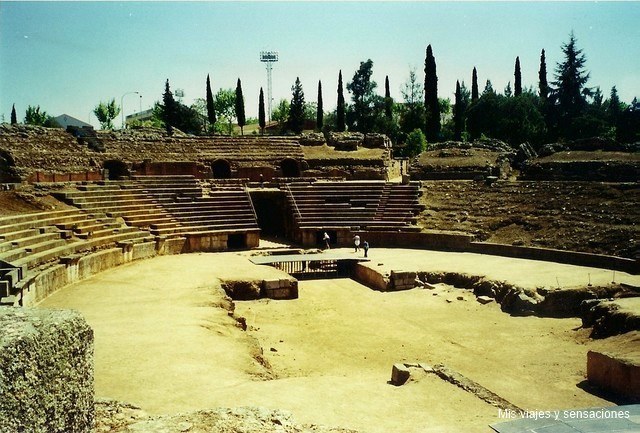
[337,70,346,132]
[538,49,549,101]
[471,67,479,102]
[514,56,522,97]
[235,78,246,135]
[504,82,512,97]
[10,104,17,125]
[288,77,305,134]
[554,32,590,120]
[259,87,266,135]
[453,80,464,141]
[206,74,216,132]
[384,75,393,119]
[316,80,324,131]
[162,79,177,135]
[484,80,495,95]
[424,44,440,142]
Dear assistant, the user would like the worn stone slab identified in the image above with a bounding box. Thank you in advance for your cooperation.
[477,295,495,304]
[0,307,95,433]
[391,363,411,386]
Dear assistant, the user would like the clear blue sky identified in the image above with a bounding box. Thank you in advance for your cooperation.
[1,1,639,128]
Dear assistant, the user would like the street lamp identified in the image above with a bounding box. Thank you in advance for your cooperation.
[120,91,140,129]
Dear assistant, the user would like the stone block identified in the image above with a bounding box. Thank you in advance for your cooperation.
[477,295,494,304]
[263,280,281,290]
[391,363,411,386]
[587,350,640,402]
[0,308,94,432]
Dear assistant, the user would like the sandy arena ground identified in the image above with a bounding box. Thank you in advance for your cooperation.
[38,249,640,433]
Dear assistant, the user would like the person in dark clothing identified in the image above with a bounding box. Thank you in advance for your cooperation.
[363,240,369,257]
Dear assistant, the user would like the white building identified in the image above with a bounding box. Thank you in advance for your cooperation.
[54,114,92,129]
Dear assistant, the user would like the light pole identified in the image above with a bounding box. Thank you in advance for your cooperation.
[120,91,140,129]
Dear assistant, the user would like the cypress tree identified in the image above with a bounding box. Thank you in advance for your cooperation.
[337,70,346,132]
[235,78,246,135]
[206,74,216,132]
[316,80,324,131]
[538,49,548,101]
[514,56,522,97]
[384,75,393,119]
[471,67,479,102]
[453,80,463,141]
[288,77,305,135]
[10,104,17,125]
[424,44,440,142]
[162,79,176,135]
[259,87,266,135]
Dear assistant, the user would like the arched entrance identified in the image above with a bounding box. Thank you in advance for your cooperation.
[103,160,130,180]
[280,158,300,177]
[211,159,232,179]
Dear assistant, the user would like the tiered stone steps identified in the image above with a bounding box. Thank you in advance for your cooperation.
[0,208,153,303]
[287,180,422,231]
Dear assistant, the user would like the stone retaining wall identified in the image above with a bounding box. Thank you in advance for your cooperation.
[349,231,638,274]
[0,308,94,432]
[587,351,640,402]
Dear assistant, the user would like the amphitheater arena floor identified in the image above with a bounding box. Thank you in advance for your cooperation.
[38,248,640,433]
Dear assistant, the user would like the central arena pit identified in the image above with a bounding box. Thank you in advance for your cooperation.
[38,247,640,433]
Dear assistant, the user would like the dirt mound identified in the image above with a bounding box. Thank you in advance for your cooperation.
[522,151,640,182]
[419,180,640,258]
[95,400,359,433]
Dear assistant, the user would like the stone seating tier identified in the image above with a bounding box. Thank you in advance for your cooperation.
[287,180,422,232]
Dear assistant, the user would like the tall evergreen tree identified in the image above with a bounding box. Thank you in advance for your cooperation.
[484,80,495,95]
[514,56,522,97]
[471,67,479,102]
[337,70,346,132]
[504,82,513,97]
[384,75,393,119]
[453,80,464,141]
[554,32,590,121]
[258,87,266,135]
[424,44,440,142]
[316,80,324,131]
[538,49,549,101]
[288,77,305,134]
[607,86,623,125]
[205,74,216,132]
[235,78,246,135]
[10,104,17,125]
[162,79,177,135]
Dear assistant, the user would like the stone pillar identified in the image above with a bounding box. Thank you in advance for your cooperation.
[0,308,95,432]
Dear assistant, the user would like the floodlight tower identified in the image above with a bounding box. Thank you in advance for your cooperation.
[260,51,278,121]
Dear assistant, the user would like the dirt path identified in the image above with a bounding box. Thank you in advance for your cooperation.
[38,250,639,432]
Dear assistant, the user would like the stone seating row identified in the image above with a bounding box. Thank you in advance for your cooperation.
[54,182,179,232]
[0,208,154,303]
[287,181,422,232]
[150,188,259,236]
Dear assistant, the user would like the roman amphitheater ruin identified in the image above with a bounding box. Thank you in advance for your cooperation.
[0,124,639,432]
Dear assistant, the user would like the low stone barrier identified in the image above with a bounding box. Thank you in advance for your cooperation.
[0,308,94,432]
[262,279,298,299]
[389,270,417,291]
[587,351,640,402]
[353,263,388,291]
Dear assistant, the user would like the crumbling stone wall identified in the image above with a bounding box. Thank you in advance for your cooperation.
[0,308,94,432]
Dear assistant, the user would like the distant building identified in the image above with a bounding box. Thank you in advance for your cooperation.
[126,109,154,126]
[54,114,92,129]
